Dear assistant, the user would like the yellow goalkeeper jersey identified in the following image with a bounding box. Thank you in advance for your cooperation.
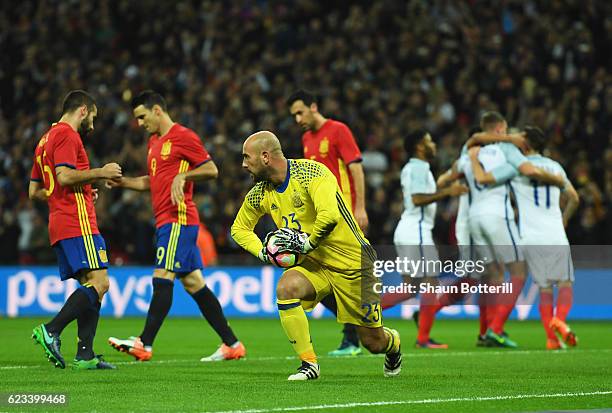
[231,159,375,274]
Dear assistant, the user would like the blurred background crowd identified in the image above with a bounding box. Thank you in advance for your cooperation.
[1,0,610,265]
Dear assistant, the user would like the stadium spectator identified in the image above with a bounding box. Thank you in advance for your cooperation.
[197,222,218,266]
[1,0,610,264]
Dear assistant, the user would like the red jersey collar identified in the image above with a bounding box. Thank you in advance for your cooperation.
[154,123,180,140]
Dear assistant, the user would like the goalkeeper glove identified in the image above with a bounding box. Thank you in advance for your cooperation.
[258,248,269,263]
[258,231,276,263]
[273,227,315,254]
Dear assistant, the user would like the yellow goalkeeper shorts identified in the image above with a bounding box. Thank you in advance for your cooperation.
[287,258,382,328]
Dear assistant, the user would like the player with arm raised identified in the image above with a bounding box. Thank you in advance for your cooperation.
[30,90,121,370]
[288,90,367,356]
[107,91,245,362]
[232,131,402,380]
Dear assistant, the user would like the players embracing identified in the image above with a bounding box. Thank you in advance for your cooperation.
[467,124,580,349]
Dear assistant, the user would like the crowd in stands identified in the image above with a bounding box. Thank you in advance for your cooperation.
[1,0,610,265]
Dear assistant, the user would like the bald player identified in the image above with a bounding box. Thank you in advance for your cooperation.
[232,131,402,380]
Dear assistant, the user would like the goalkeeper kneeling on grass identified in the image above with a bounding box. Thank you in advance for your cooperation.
[231,130,402,381]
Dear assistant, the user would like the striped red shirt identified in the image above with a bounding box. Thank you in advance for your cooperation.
[30,122,99,245]
[147,124,211,228]
[302,119,362,210]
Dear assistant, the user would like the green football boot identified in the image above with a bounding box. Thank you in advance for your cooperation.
[327,341,362,356]
[485,329,518,348]
[32,324,65,369]
[72,355,117,370]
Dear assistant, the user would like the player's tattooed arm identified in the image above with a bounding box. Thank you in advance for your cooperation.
[105,176,150,191]
[467,132,528,152]
[56,163,122,187]
[171,161,218,205]
[468,146,497,185]
[28,180,49,202]
[470,146,523,185]
[561,180,580,228]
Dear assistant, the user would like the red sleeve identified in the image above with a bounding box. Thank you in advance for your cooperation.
[30,155,42,181]
[334,123,362,164]
[178,131,212,167]
[53,132,80,169]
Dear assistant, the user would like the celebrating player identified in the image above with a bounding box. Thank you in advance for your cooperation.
[384,130,468,348]
[287,90,366,356]
[30,90,121,370]
[471,126,580,349]
[107,90,245,362]
[437,124,528,345]
[460,112,565,347]
[232,131,402,380]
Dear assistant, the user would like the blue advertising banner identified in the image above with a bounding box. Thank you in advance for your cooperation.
[0,266,610,319]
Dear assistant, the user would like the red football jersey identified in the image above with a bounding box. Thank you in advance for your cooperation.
[30,122,99,245]
[147,124,211,228]
[302,119,362,209]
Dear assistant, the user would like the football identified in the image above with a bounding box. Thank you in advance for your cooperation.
[265,232,302,268]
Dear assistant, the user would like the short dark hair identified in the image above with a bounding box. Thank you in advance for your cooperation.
[286,89,318,107]
[480,111,506,131]
[524,125,546,152]
[404,129,428,155]
[131,90,168,112]
[61,90,96,115]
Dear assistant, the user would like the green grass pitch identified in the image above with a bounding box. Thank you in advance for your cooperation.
[1,317,611,412]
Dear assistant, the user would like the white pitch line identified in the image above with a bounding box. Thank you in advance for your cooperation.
[246,348,612,361]
[3,348,611,370]
[201,390,612,413]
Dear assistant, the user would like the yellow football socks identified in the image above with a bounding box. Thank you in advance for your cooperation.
[383,327,400,354]
[277,299,317,363]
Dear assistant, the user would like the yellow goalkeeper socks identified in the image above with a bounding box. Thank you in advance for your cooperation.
[383,327,401,354]
[277,299,317,363]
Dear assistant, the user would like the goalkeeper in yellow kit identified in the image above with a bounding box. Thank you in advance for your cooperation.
[231,131,402,381]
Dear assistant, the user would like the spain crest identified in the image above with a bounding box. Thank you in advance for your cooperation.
[98,249,108,263]
[319,137,329,158]
[161,140,172,160]
[292,191,304,208]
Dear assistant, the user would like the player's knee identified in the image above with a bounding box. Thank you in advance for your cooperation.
[153,269,175,280]
[276,280,302,300]
[180,274,205,294]
[99,280,110,296]
[89,272,110,296]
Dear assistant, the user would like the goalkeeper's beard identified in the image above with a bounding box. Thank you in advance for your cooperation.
[251,169,271,183]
